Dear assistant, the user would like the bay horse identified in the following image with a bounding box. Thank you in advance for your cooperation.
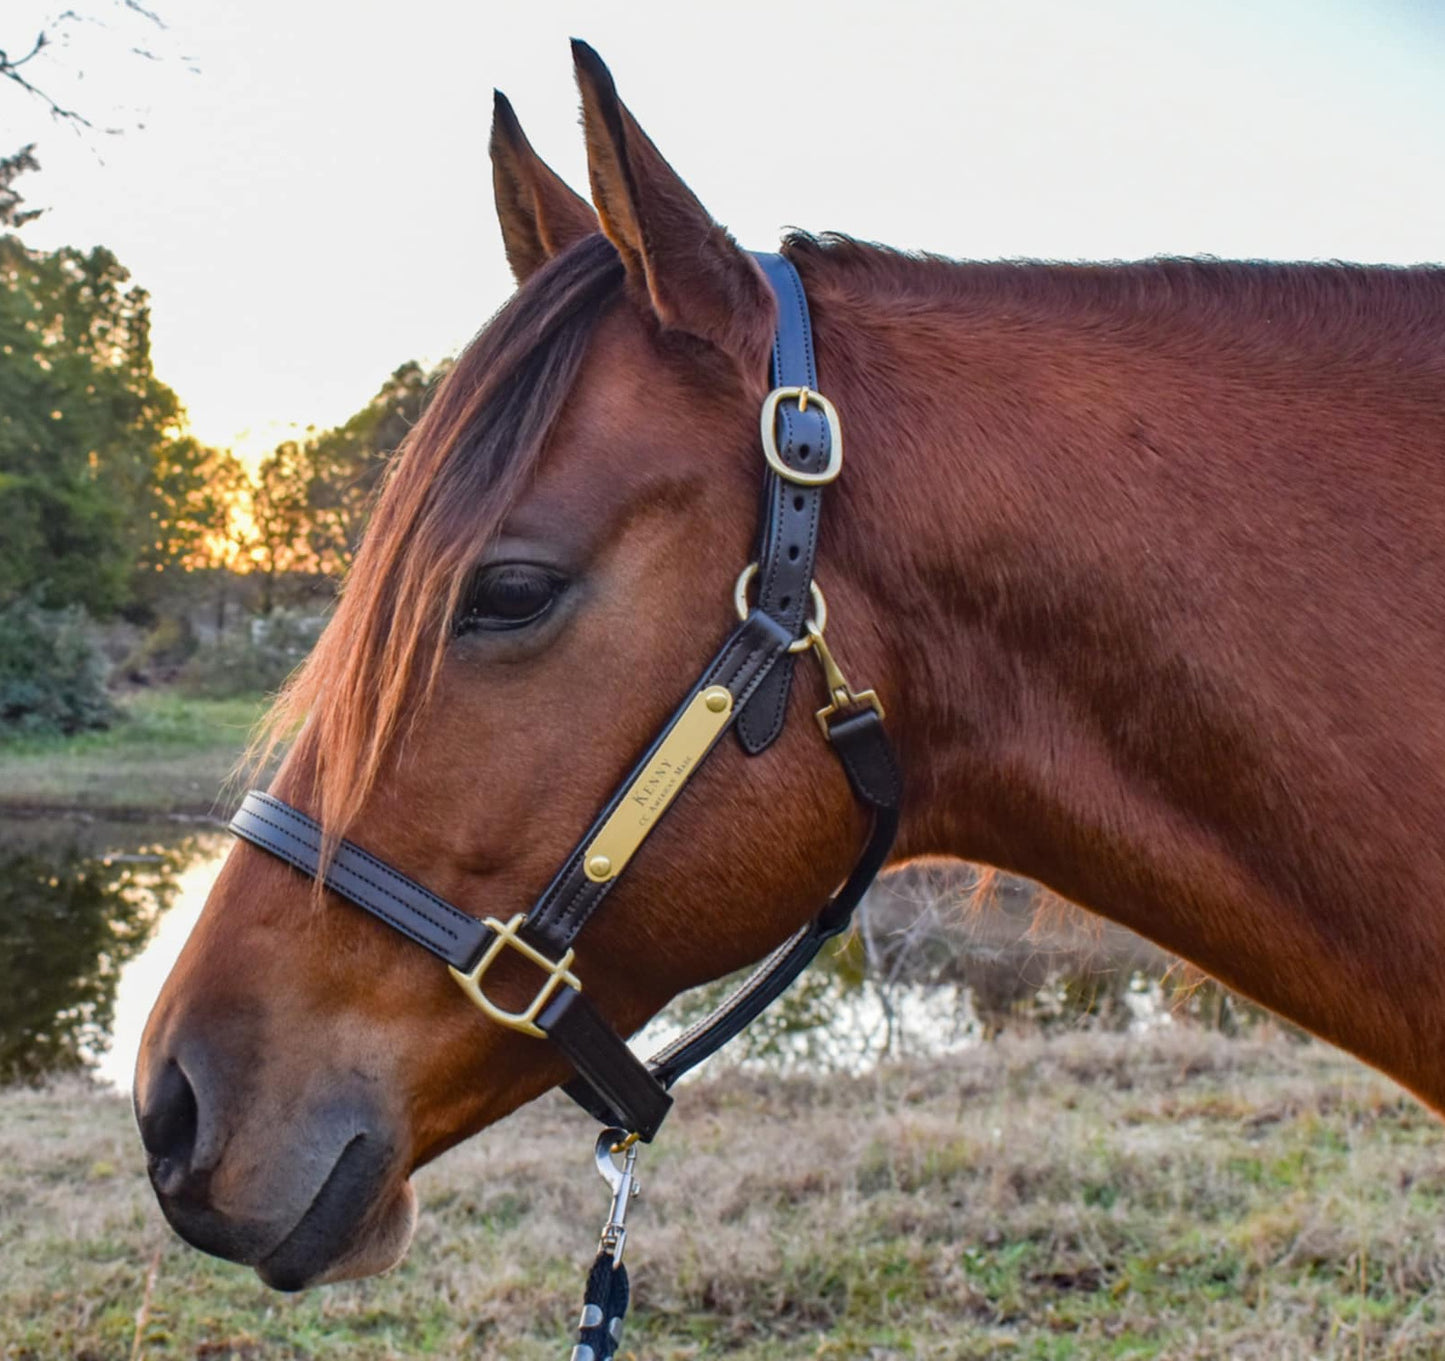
[137,41,1445,1293]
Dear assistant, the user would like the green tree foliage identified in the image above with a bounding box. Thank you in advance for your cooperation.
[0,231,213,614]
[296,360,437,576]
[241,360,443,610]
[0,145,41,229]
[247,441,312,614]
[292,361,439,577]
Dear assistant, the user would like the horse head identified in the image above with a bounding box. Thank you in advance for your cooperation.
[134,44,891,1289]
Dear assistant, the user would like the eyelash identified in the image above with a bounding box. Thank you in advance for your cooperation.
[453,563,565,635]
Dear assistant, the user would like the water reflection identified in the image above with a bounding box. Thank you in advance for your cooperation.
[94,848,225,1088]
[0,818,225,1087]
[638,871,1284,1076]
[1,819,1274,1090]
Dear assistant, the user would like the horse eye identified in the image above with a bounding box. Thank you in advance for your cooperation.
[454,563,564,634]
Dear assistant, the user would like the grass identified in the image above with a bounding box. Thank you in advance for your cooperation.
[0,691,268,815]
[5,1028,1445,1359]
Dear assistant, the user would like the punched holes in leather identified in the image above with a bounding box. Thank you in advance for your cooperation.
[735,252,834,755]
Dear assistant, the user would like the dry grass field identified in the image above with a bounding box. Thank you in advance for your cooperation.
[5,1027,1445,1360]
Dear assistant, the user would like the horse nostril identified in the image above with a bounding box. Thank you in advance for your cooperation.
[138,1060,199,1190]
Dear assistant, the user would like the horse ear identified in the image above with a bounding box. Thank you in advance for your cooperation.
[571,40,773,372]
[490,90,598,285]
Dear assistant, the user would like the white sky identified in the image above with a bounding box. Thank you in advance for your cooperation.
[7,0,1445,461]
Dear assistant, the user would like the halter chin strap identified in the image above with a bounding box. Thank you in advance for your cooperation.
[229,251,902,1142]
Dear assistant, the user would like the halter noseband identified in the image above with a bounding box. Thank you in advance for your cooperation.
[229,252,901,1142]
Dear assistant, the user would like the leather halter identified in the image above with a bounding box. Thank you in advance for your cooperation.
[230,252,901,1142]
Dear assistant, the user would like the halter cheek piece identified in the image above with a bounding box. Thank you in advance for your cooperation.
[230,252,901,1142]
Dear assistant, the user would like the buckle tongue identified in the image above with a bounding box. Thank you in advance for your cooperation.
[760,385,844,485]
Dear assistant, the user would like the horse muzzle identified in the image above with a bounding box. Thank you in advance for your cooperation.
[135,1044,416,1289]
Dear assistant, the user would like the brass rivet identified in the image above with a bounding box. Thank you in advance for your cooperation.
[704,687,730,713]
[586,854,613,880]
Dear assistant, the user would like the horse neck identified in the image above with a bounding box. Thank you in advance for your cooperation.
[804,244,1445,1107]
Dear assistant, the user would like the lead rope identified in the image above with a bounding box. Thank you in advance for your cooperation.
[569,1129,641,1361]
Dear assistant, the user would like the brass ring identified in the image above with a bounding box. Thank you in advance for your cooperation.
[732,563,826,653]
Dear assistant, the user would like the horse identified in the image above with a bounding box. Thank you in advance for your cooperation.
[136,40,1445,1294]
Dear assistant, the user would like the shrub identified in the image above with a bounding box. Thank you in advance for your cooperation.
[178,608,320,699]
[0,597,116,735]
[115,614,198,684]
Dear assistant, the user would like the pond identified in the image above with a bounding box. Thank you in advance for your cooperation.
[0,815,227,1089]
[0,815,1275,1092]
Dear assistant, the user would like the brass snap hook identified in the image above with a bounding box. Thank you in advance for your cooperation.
[803,620,886,739]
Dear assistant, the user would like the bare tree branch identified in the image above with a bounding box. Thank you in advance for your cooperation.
[1,2,171,133]
[5,31,50,69]
[120,0,165,27]
[0,32,91,128]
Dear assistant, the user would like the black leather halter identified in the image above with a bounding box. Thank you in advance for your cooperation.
[230,252,901,1142]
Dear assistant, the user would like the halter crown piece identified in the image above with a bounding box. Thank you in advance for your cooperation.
[229,252,902,1361]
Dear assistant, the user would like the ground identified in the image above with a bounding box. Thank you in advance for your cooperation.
[6,695,1442,1357]
[0,693,266,815]
[5,1028,1444,1360]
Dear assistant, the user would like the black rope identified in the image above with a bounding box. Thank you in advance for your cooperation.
[570,1249,630,1360]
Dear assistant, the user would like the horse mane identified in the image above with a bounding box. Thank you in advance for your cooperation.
[256,232,625,838]
[784,231,1445,366]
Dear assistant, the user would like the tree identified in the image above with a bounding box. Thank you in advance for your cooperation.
[290,361,442,578]
[0,146,40,230]
[247,442,310,615]
[164,445,249,630]
[0,229,210,614]
[231,360,443,604]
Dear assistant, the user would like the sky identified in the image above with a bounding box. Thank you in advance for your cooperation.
[6,0,1445,462]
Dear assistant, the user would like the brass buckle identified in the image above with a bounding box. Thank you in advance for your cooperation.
[733,562,826,654]
[760,386,843,486]
[447,913,581,1038]
[802,621,885,739]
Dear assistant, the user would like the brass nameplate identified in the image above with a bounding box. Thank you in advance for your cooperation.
[583,685,733,882]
